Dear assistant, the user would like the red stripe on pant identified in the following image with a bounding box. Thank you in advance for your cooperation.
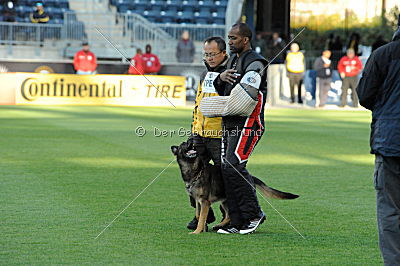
[235,93,264,162]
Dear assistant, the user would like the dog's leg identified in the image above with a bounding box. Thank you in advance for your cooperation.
[190,200,210,234]
[212,202,230,230]
[195,202,200,220]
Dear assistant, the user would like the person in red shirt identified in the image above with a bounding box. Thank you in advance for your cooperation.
[337,48,363,107]
[128,48,144,75]
[73,42,97,75]
[142,44,161,74]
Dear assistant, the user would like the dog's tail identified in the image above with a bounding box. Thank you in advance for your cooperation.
[254,177,299,199]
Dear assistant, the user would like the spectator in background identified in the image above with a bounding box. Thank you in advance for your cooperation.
[2,0,17,22]
[176,30,195,63]
[267,32,286,63]
[266,32,286,104]
[30,2,49,46]
[73,42,97,75]
[313,50,332,108]
[325,33,334,51]
[337,48,362,107]
[252,32,267,58]
[30,2,49,24]
[371,35,388,52]
[347,32,361,56]
[128,48,144,75]
[330,35,344,69]
[1,0,17,43]
[142,44,161,74]
[285,42,305,104]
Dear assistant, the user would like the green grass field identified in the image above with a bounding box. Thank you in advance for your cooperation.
[0,105,381,265]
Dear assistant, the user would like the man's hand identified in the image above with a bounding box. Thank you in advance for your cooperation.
[340,72,346,79]
[220,69,239,85]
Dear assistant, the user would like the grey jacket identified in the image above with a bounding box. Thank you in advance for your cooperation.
[176,39,195,63]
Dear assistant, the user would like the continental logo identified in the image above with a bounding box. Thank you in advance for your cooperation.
[21,77,123,101]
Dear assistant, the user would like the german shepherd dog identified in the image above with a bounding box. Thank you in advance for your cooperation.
[171,141,299,234]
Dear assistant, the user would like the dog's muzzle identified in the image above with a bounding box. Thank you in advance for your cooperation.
[185,149,197,159]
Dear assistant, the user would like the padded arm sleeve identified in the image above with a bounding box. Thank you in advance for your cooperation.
[199,83,258,117]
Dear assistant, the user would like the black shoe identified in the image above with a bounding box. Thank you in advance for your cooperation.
[186,208,216,230]
[239,213,266,234]
[187,216,198,230]
[217,224,240,234]
[207,207,216,224]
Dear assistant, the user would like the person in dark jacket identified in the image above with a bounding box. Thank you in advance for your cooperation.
[30,2,49,45]
[176,30,195,63]
[313,50,332,107]
[356,19,400,266]
[266,32,286,64]
[208,23,267,235]
[1,0,17,42]
[2,0,17,22]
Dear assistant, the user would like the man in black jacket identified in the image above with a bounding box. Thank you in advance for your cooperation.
[1,0,17,42]
[313,50,332,107]
[356,19,400,265]
[210,23,268,234]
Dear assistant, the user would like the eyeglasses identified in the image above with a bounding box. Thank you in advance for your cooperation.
[203,51,223,58]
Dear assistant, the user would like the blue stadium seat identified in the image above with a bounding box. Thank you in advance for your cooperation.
[177,10,194,24]
[143,10,161,17]
[58,0,70,9]
[49,18,64,24]
[160,9,178,17]
[150,5,162,12]
[161,17,174,24]
[182,6,193,13]
[166,0,182,6]
[51,11,64,20]
[182,0,197,6]
[131,3,148,11]
[195,17,208,25]
[197,7,211,18]
[150,0,165,5]
[199,0,214,7]
[215,0,228,6]
[163,0,182,11]
[117,3,130,13]
[215,6,226,14]
[212,17,225,25]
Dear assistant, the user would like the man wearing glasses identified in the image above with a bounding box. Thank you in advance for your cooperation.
[186,36,229,231]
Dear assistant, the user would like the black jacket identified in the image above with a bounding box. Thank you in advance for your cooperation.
[313,57,332,79]
[356,40,400,156]
[213,49,268,129]
[2,0,17,17]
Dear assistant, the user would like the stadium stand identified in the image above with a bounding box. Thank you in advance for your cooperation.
[112,0,228,25]
[1,0,229,62]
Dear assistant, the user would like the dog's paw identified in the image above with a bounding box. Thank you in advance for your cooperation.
[189,231,202,234]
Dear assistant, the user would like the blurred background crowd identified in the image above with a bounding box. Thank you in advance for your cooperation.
[0,0,399,107]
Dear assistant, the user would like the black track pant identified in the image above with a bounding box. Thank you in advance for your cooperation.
[221,123,263,227]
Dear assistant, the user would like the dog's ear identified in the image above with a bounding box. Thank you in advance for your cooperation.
[171,146,179,156]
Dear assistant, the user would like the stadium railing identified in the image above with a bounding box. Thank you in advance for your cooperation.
[0,22,64,45]
[0,8,225,63]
